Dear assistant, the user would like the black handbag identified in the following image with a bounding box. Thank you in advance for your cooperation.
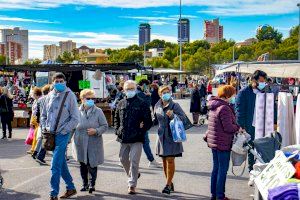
[42,92,69,151]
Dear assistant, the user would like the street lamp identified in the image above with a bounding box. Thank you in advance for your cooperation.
[179,0,182,82]
[5,33,16,65]
[297,3,300,60]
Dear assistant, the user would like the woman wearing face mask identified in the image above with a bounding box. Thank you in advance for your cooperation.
[204,85,239,200]
[72,89,108,193]
[154,86,186,195]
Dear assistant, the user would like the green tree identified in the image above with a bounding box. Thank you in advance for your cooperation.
[163,47,178,63]
[146,57,171,68]
[0,55,6,65]
[184,40,210,55]
[256,26,283,43]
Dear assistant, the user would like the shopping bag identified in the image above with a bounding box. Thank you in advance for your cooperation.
[170,114,187,143]
[25,128,35,145]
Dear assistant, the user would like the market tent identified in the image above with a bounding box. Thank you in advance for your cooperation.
[215,61,300,78]
[0,63,146,72]
[145,68,186,74]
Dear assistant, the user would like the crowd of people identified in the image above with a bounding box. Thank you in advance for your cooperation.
[0,69,283,200]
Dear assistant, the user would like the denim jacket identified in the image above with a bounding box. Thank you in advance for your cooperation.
[40,87,80,135]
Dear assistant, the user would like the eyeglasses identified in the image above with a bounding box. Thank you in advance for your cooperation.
[85,98,95,100]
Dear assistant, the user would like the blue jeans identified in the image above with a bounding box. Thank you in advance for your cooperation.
[211,149,230,199]
[143,131,154,162]
[50,133,75,197]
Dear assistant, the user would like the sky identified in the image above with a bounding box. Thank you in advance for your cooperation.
[0,0,299,59]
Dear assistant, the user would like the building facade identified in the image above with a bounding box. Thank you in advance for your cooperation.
[178,18,190,44]
[0,27,28,63]
[204,18,223,44]
[76,45,95,54]
[43,44,61,61]
[59,40,76,54]
[148,48,165,58]
[139,23,151,46]
[0,41,22,64]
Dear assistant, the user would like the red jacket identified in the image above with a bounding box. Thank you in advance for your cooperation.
[207,84,212,93]
[206,98,239,151]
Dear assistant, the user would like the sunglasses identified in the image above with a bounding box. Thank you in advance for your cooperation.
[85,98,95,100]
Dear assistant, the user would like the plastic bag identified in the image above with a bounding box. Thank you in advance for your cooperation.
[170,114,187,143]
[25,128,35,145]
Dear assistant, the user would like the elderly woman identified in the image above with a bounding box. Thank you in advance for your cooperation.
[154,85,186,195]
[72,89,108,194]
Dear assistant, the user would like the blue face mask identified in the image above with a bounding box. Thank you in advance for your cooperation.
[126,90,136,98]
[85,99,94,107]
[257,82,266,90]
[162,93,171,101]
[54,82,66,92]
[229,96,236,104]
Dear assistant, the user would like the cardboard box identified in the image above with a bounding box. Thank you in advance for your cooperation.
[17,118,28,128]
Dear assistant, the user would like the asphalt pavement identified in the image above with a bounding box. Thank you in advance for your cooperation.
[0,99,253,200]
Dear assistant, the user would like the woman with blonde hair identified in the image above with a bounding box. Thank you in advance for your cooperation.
[72,89,108,193]
[154,85,186,195]
[0,87,14,139]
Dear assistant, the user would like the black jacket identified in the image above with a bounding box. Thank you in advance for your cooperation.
[114,95,152,143]
[0,95,14,120]
[190,88,201,113]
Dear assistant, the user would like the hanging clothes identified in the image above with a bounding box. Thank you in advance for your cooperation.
[253,93,274,139]
[277,92,296,147]
[295,94,300,144]
[85,70,108,99]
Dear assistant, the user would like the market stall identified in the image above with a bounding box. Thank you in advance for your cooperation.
[0,62,147,127]
[214,60,300,199]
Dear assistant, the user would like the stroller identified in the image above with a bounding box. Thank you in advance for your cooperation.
[198,97,208,125]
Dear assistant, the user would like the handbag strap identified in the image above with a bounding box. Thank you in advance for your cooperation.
[53,92,69,133]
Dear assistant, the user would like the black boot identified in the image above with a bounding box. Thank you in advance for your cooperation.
[80,185,89,192]
[89,186,95,194]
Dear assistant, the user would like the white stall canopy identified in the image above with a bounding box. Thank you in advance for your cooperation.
[215,61,300,78]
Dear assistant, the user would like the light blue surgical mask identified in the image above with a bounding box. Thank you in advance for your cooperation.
[162,93,171,102]
[126,90,136,98]
[257,82,266,90]
[54,82,66,92]
[85,99,94,107]
[229,96,236,104]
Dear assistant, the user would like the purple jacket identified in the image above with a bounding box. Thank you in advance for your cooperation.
[206,98,239,151]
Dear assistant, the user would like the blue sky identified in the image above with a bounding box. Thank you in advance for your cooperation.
[0,0,298,59]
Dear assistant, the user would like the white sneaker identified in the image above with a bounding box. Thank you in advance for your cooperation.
[148,160,162,168]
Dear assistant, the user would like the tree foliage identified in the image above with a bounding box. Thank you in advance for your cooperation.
[256,26,283,43]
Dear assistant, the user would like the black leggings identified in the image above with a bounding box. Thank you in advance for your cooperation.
[1,115,12,137]
[80,162,97,187]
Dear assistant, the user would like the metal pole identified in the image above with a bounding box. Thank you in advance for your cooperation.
[144,42,146,66]
[179,0,182,82]
[298,3,300,60]
[232,45,235,63]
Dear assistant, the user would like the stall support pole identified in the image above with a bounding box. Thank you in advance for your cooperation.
[298,3,300,60]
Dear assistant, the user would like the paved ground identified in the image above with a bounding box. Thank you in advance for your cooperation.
[0,99,253,200]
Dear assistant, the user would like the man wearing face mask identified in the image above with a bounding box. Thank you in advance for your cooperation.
[235,70,269,172]
[114,80,153,195]
[41,73,80,200]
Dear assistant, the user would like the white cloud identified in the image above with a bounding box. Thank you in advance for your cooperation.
[29,29,64,34]
[0,0,298,16]
[0,15,59,24]
[148,21,170,26]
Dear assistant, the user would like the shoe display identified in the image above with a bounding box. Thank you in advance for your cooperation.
[148,160,162,168]
[128,187,136,195]
[162,185,171,195]
[60,189,77,199]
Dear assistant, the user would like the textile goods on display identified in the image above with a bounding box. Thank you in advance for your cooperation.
[296,94,300,144]
[268,183,300,200]
[277,92,296,147]
[253,93,274,139]
[85,70,108,99]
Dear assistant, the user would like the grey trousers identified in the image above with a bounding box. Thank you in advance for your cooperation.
[119,142,143,187]
[35,136,43,152]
